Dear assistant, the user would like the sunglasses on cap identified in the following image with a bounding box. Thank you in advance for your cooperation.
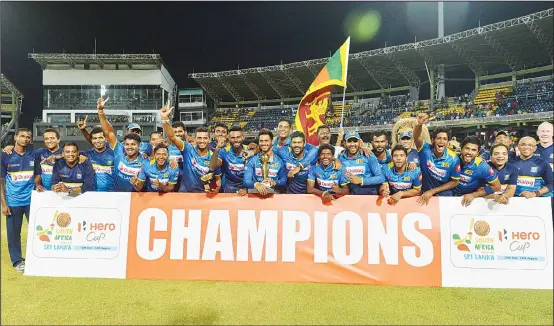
[399,131,413,139]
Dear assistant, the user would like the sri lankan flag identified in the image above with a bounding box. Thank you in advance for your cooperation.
[295,37,350,146]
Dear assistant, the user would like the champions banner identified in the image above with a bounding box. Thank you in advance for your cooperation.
[24,192,553,289]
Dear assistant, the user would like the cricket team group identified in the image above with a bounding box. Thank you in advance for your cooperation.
[1,97,553,272]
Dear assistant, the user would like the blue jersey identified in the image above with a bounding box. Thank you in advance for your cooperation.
[179,142,221,193]
[276,146,318,194]
[119,140,151,157]
[479,150,491,161]
[35,147,63,190]
[382,163,422,194]
[407,148,420,167]
[273,136,291,150]
[339,151,385,195]
[307,163,349,194]
[111,142,148,192]
[0,149,39,206]
[373,149,392,166]
[51,159,96,192]
[168,144,183,163]
[217,144,248,193]
[243,153,287,191]
[137,160,179,192]
[82,145,115,192]
[490,162,518,195]
[512,156,553,197]
[418,142,461,196]
[535,143,553,171]
[453,157,498,196]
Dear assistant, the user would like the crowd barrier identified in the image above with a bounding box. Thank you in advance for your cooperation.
[24,191,553,289]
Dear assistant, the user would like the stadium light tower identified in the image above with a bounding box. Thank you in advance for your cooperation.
[437,1,446,100]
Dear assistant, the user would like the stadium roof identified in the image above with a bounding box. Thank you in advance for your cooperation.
[28,53,165,69]
[190,8,553,104]
[1,74,23,99]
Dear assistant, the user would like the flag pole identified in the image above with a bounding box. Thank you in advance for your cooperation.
[340,37,351,129]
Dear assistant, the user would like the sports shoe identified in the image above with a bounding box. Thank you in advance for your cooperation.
[14,262,25,273]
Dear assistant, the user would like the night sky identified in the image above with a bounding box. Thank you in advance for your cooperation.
[1,1,552,129]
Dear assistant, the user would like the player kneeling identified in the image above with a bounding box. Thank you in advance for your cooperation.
[132,145,179,193]
[379,145,422,205]
[307,144,350,202]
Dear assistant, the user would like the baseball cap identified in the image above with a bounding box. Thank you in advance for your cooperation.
[399,131,413,139]
[495,130,509,137]
[345,131,361,141]
[127,123,142,131]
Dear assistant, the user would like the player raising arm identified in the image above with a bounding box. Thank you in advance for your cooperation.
[160,104,221,193]
[413,112,460,205]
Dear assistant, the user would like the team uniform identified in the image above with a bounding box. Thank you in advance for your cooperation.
[374,149,392,166]
[51,158,96,193]
[307,163,349,194]
[479,149,491,161]
[407,148,420,167]
[417,142,461,196]
[35,147,63,190]
[1,149,40,267]
[339,151,385,195]
[382,163,422,194]
[512,156,553,197]
[453,157,498,196]
[179,141,221,193]
[489,163,519,195]
[276,146,318,194]
[217,144,248,193]
[273,136,291,150]
[535,143,553,171]
[137,160,179,192]
[82,144,115,192]
[243,153,287,191]
[111,142,148,192]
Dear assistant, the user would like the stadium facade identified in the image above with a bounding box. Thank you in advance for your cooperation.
[0,74,24,147]
[29,53,177,146]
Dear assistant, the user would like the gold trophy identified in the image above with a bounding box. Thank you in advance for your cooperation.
[249,154,275,194]
[200,171,217,192]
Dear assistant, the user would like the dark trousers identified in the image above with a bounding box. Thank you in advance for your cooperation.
[6,205,30,267]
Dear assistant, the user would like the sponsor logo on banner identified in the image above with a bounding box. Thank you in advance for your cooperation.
[125,194,442,286]
[449,214,547,270]
[32,207,122,259]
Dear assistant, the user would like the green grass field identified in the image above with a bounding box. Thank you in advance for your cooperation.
[1,216,552,325]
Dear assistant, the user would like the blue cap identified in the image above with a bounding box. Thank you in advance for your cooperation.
[345,131,361,141]
[127,123,142,131]
[399,131,413,139]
